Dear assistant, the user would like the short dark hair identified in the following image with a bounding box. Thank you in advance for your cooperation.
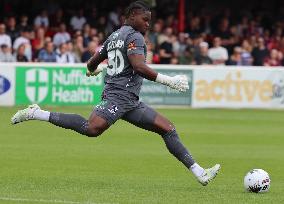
[125,1,150,18]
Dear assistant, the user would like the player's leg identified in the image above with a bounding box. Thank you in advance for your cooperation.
[11,104,110,137]
[49,109,109,137]
[122,104,196,168]
[122,102,220,186]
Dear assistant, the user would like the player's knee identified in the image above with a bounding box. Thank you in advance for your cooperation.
[86,129,101,137]
[87,125,105,137]
[163,123,175,134]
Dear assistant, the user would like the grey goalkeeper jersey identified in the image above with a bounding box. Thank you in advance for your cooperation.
[99,25,146,98]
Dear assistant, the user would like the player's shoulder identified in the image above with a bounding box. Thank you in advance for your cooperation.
[120,25,144,41]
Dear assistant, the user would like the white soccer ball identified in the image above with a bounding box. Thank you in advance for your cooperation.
[244,169,271,193]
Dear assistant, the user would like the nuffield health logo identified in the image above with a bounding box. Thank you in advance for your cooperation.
[26,69,48,103]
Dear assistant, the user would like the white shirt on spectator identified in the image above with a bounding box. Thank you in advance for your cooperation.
[0,51,15,62]
[0,34,12,48]
[53,32,71,47]
[13,36,32,61]
[34,16,49,27]
[208,46,229,65]
[70,16,86,30]
[56,51,75,63]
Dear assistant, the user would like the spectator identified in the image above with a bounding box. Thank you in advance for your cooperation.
[13,28,32,61]
[56,43,72,63]
[236,16,249,38]
[240,39,253,65]
[91,36,101,53]
[159,27,174,64]
[186,16,203,39]
[182,37,196,64]
[251,37,269,66]
[15,44,29,62]
[146,41,154,64]
[195,42,213,65]
[50,9,65,29]
[0,44,15,62]
[73,34,85,61]
[214,18,233,47]
[172,35,181,57]
[96,16,107,34]
[31,27,46,58]
[97,32,105,46]
[87,7,98,28]
[70,9,86,31]
[165,15,178,33]
[264,49,282,67]
[66,41,79,63]
[279,37,284,56]
[81,41,97,63]
[176,32,189,64]
[208,37,229,65]
[191,35,204,60]
[82,23,91,47]
[53,23,71,47]
[6,16,20,43]
[107,8,121,34]
[170,57,179,64]
[17,15,29,32]
[34,9,49,28]
[158,26,173,45]
[0,23,12,48]
[38,41,56,62]
[159,35,173,64]
[88,28,98,42]
[148,22,162,53]
[226,46,242,65]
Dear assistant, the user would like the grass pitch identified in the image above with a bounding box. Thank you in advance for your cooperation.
[0,106,284,204]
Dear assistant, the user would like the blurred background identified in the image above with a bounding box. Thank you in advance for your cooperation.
[0,0,284,66]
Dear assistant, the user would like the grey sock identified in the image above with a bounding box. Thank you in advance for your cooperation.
[49,112,89,136]
[162,129,195,169]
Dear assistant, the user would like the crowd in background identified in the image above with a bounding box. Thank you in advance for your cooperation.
[0,0,284,67]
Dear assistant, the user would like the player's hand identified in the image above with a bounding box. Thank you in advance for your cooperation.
[86,70,96,77]
[86,66,104,77]
[169,75,189,92]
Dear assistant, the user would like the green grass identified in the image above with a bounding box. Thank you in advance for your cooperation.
[0,107,284,204]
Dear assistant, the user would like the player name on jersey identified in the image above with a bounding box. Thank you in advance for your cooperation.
[107,40,124,51]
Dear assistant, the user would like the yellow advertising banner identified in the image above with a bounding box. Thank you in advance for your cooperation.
[192,68,284,108]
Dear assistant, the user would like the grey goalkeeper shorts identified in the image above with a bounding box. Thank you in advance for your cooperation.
[94,93,157,130]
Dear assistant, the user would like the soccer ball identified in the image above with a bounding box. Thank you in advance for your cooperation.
[244,169,271,193]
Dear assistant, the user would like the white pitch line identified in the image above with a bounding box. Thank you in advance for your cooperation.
[0,197,116,204]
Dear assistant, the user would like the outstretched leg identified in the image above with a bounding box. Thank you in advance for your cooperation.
[122,102,220,186]
[11,104,109,137]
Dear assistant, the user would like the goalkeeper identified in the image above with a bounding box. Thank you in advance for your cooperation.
[11,1,220,186]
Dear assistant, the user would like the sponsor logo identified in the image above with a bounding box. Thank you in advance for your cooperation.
[270,72,284,105]
[127,41,136,51]
[0,75,11,95]
[195,71,272,102]
[16,67,104,105]
[25,69,49,103]
[108,104,118,115]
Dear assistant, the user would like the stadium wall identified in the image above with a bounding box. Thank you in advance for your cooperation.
[0,63,284,109]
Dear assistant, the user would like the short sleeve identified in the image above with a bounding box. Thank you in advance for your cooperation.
[126,32,145,56]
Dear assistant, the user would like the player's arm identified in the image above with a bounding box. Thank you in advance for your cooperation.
[128,54,157,81]
[128,53,189,92]
[86,43,108,77]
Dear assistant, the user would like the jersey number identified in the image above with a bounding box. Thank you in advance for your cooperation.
[107,50,124,76]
